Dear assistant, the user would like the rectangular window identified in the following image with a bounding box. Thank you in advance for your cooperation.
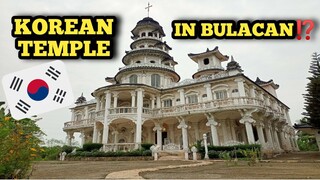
[163,99,172,107]
[187,95,198,104]
[215,90,227,100]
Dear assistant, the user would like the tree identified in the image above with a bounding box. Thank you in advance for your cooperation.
[0,102,45,178]
[303,53,320,128]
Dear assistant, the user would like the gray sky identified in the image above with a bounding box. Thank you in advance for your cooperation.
[0,0,319,142]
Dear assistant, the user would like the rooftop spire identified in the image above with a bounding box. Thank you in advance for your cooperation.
[145,2,152,17]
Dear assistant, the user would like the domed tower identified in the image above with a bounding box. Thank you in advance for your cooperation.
[114,17,180,88]
[188,46,229,79]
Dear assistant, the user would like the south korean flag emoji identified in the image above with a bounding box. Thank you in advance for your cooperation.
[2,60,74,119]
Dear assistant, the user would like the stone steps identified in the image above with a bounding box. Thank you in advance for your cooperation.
[158,150,185,161]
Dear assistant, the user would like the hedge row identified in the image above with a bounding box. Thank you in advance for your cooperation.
[68,149,152,157]
[199,144,261,159]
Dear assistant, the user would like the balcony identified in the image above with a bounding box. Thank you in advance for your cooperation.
[119,62,174,71]
[63,97,285,130]
[63,118,95,130]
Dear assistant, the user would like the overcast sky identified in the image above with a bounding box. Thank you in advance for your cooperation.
[0,0,319,142]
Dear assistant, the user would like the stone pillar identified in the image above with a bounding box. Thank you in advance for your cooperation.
[113,131,119,143]
[204,84,213,101]
[206,118,220,146]
[168,123,175,143]
[273,127,281,150]
[80,131,86,147]
[113,92,118,108]
[221,120,230,144]
[153,123,162,148]
[151,96,155,109]
[92,122,98,143]
[249,86,256,98]
[130,91,136,107]
[203,134,209,159]
[265,122,274,147]
[66,132,74,146]
[135,89,144,149]
[102,91,111,144]
[84,106,89,119]
[192,122,200,141]
[178,89,185,105]
[279,130,287,150]
[97,131,102,143]
[156,96,161,108]
[231,121,237,140]
[239,110,256,144]
[177,118,189,152]
[256,122,266,147]
[95,96,100,112]
[235,78,245,97]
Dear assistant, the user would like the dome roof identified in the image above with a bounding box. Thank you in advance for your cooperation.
[131,17,165,37]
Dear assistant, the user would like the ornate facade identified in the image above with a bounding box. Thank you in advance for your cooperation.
[63,17,299,153]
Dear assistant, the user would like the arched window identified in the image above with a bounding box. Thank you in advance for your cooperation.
[141,32,146,37]
[148,32,153,37]
[202,94,207,98]
[151,74,160,87]
[187,94,198,104]
[129,74,138,84]
[150,60,155,63]
[136,61,141,64]
[203,58,209,65]
[215,90,227,99]
[232,89,238,93]
[163,99,172,107]
[75,114,82,121]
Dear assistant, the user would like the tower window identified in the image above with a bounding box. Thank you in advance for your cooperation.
[203,58,209,65]
[202,94,207,98]
[129,75,138,84]
[148,32,153,37]
[176,98,180,102]
[151,74,160,87]
[154,33,158,37]
[150,60,155,63]
[136,61,141,64]
[141,32,146,37]
[232,89,238,93]
[139,45,145,48]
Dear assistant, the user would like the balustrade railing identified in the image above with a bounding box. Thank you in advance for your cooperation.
[109,107,137,114]
[103,143,140,152]
[63,118,94,129]
[65,97,279,129]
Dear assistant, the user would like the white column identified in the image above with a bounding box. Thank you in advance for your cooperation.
[135,88,144,149]
[249,86,256,98]
[192,122,200,141]
[178,89,185,104]
[102,91,111,144]
[204,84,213,101]
[80,131,86,147]
[231,121,237,140]
[273,127,281,150]
[151,96,155,109]
[178,118,189,160]
[113,92,118,108]
[265,122,274,147]
[279,130,287,150]
[92,122,98,143]
[84,106,89,119]
[177,119,189,151]
[153,124,162,148]
[256,122,266,147]
[97,131,102,143]
[235,78,245,97]
[71,109,75,121]
[156,96,161,108]
[240,117,256,144]
[130,91,136,107]
[168,123,175,143]
[221,121,229,143]
[206,118,219,146]
[95,97,100,111]
[66,132,73,146]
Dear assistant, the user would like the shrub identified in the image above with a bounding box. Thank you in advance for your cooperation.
[61,145,74,154]
[199,144,261,159]
[208,150,221,159]
[82,143,103,152]
[142,150,152,156]
[141,143,154,150]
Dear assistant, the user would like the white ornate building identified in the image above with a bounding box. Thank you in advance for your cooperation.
[63,17,299,153]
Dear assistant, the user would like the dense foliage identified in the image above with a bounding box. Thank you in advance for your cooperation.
[198,144,261,159]
[68,149,152,157]
[297,132,319,151]
[0,102,44,179]
[303,53,320,128]
[140,143,154,150]
[82,143,103,151]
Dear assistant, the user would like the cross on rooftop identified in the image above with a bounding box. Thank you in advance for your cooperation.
[145,2,152,17]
